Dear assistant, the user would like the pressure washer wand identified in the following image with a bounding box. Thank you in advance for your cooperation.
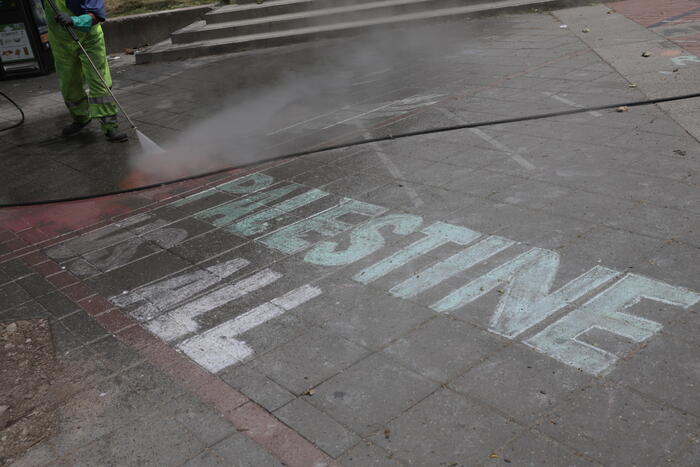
[44,0,138,131]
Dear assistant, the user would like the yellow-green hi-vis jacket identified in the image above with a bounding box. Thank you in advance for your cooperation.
[45,0,118,130]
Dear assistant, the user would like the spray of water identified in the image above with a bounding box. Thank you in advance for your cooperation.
[136,129,166,154]
[124,21,478,182]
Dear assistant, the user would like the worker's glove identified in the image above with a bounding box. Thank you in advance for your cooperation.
[55,12,73,27]
[70,14,94,32]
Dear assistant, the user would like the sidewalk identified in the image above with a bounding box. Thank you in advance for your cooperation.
[2,2,700,466]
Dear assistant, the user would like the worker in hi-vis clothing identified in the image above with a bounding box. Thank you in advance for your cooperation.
[45,0,127,142]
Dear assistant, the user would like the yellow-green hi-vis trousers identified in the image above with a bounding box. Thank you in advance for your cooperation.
[45,0,118,131]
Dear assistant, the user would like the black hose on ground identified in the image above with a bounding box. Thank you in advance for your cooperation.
[0,91,25,132]
[2,90,700,208]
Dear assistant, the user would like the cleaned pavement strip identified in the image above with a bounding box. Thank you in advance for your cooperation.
[2,5,700,467]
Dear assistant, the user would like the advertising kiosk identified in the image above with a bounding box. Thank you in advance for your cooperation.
[0,0,54,79]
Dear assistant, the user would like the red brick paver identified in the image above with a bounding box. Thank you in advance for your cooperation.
[607,0,700,28]
[608,0,700,55]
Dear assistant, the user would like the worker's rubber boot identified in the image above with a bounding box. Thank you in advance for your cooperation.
[100,115,128,143]
[105,128,128,143]
[62,120,90,137]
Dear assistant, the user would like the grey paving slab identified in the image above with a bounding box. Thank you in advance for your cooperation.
[50,320,84,354]
[144,217,217,249]
[86,250,192,297]
[218,363,295,412]
[128,206,195,235]
[0,299,50,323]
[198,240,286,277]
[476,140,634,183]
[46,224,135,262]
[250,326,369,395]
[166,395,237,446]
[64,411,205,466]
[490,179,642,227]
[446,201,595,251]
[640,242,700,292]
[9,438,58,467]
[0,267,12,287]
[338,441,403,467]
[88,335,145,373]
[307,353,437,435]
[235,252,330,305]
[27,363,179,461]
[625,153,700,184]
[663,305,700,349]
[0,281,32,311]
[603,129,700,161]
[182,449,228,467]
[441,145,513,171]
[291,162,351,187]
[63,258,102,279]
[274,398,360,457]
[320,172,393,199]
[295,277,435,351]
[331,149,387,173]
[60,311,109,344]
[382,315,506,382]
[360,182,482,222]
[450,343,592,425]
[20,390,124,462]
[568,169,700,213]
[537,382,700,466]
[168,227,249,264]
[262,158,328,181]
[353,155,440,186]
[485,429,598,466]
[0,259,35,279]
[602,203,700,247]
[557,226,664,272]
[301,146,363,165]
[370,388,521,466]
[77,237,163,275]
[437,196,526,236]
[168,190,241,216]
[665,438,700,466]
[230,313,310,369]
[384,133,493,163]
[15,274,55,298]
[610,333,700,418]
[212,432,284,466]
[383,158,465,188]
[500,118,631,147]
